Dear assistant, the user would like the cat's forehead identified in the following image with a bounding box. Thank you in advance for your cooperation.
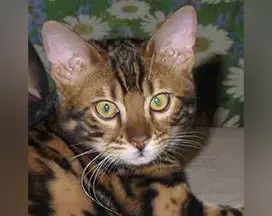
[92,39,147,93]
[86,38,188,98]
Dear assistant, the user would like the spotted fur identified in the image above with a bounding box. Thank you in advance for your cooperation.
[29,128,243,216]
[29,6,243,216]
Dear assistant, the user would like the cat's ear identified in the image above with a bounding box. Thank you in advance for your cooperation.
[42,21,103,86]
[146,6,197,66]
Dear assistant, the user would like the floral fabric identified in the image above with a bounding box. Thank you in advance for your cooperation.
[29,0,244,127]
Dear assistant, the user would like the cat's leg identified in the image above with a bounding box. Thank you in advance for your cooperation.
[133,165,243,216]
[144,182,244,216]
[204,205,244,216]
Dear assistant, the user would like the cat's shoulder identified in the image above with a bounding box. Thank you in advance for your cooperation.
[28,128,97,216]
[28,127,82,176]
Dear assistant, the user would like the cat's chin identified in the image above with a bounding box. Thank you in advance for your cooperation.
[122,156,155,166]
[120,150,159,166]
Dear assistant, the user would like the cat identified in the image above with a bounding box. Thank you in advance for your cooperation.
[28,6,244,216]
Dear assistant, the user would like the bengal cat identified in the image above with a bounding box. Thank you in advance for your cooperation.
[28,6,244,216]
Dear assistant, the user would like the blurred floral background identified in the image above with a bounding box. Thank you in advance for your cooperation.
[28,0,244,127]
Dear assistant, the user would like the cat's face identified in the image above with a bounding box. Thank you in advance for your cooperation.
[42,6,197,166]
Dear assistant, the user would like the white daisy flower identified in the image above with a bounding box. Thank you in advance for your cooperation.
[33,44,51,73]
[63,14,110,40]
[195,24,233,66]
[201,0,231,4]
[224,58,244,102]
[140,11,166,35]
[214,107,240,127]
[107,0,150,20]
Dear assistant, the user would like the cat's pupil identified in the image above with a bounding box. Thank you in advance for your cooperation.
[104,104,110,112]
[154,97,161,106]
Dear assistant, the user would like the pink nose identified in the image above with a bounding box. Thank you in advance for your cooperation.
[132,141,146,151]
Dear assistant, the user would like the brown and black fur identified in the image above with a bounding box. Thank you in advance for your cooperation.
[29,127,243,216]
[29,6,243,216]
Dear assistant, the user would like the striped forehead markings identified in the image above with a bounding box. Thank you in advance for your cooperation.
[106,39,145,92]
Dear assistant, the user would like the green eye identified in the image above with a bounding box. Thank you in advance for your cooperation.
[150,93,170,112]
[95,101,119,119]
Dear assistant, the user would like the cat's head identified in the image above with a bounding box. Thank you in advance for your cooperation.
[42,6,197,166]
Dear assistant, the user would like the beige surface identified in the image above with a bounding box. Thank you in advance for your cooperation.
[186,128,244,207]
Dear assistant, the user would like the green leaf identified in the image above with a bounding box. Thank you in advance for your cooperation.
[146,0,172,13]
[91,0,110,15]
[46,0,84,21]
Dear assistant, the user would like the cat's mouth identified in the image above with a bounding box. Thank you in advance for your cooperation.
[119,142,161,166]
[138,152,145,157]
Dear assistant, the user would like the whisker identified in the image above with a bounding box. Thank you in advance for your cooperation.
[81,152,118,215]
[92,156,112,206]
[105,156,118,173]
[170,139,203,146]
[171,135,207,141]
[80,153,105,207]
[70,148,97,161]
[166,148,188,161]
[68,141,89,148]
[89,156,109,197]
[170,139,202,146]
[173,130,207,135]
[172,133,207,137]
[160,150,176,163]
[110,157,120,173]
[82,153,103,185]
[85,154,105,195]
[170,143,203,150]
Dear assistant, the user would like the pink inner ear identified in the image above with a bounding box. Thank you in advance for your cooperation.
[151,6,197,55]
[42,21,89,66]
